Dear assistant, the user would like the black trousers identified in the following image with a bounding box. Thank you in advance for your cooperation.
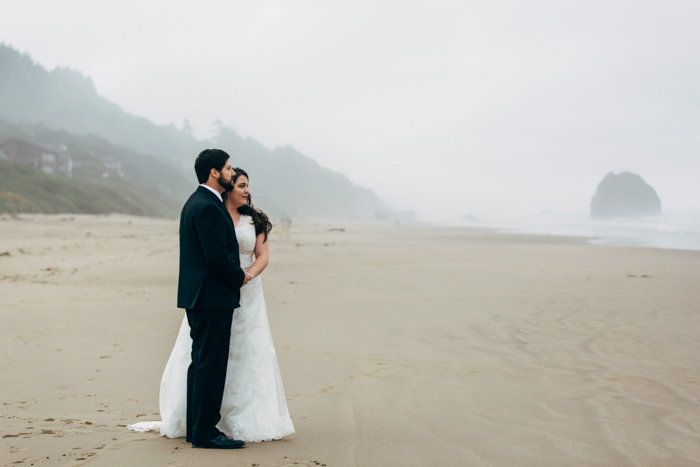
[185,309,233,444]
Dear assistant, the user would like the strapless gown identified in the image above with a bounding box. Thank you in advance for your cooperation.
[129,214,294,441]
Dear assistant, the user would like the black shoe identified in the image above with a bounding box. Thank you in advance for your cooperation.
[193,434,245,449]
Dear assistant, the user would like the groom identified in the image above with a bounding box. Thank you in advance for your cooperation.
[177,148,250,449]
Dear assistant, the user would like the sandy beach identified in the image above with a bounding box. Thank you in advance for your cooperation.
[1,214,699,466]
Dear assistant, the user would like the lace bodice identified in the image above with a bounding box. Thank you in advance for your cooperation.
[235,215,256,269]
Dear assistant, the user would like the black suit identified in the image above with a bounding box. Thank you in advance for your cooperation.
[178,186,245,310]
[177,186,245,444]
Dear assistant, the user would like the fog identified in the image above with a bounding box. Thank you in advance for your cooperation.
[2,0,699,221]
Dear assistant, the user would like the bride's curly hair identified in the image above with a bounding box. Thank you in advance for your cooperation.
[230,167,273,242]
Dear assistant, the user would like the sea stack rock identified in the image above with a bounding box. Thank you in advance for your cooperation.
[590,172,661,218]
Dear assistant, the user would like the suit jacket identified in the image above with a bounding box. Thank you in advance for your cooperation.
[177,186,246,310]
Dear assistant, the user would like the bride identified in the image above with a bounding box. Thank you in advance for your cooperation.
[130,167,295,442]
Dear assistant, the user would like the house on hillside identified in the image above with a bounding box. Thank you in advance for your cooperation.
[0,138,73,177]
[101,156,125,177]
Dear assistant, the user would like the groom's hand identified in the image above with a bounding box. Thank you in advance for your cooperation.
[242,272,252,287]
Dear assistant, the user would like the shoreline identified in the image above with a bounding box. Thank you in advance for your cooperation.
[5,211,697,252]
[449,214,700,252]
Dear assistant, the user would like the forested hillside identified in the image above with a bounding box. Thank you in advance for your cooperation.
[0,44,388,218]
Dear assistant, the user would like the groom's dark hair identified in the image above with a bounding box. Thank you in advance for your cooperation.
[194,149,230,183]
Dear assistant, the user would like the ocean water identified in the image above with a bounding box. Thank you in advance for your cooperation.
[457,213,700,252]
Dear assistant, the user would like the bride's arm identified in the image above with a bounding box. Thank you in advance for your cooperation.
[245,232,269,279]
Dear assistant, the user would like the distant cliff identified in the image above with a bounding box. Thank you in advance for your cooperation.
[0,43,389,219]
[0,44,204,162]
[590,172,661,218]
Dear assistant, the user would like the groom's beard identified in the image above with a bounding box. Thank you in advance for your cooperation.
[218,175,234,191]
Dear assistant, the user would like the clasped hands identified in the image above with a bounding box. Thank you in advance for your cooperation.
[242,272,253,287]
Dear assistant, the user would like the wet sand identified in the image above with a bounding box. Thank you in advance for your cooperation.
[1,214,699,466]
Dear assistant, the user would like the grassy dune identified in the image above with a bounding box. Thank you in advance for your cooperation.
[0,158,179,217]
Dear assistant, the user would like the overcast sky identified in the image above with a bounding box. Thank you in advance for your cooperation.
[2,0,699,221]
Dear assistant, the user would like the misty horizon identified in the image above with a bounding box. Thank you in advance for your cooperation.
[2,1,699,222]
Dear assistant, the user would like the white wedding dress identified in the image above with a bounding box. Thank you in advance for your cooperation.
[129,215,295,442]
